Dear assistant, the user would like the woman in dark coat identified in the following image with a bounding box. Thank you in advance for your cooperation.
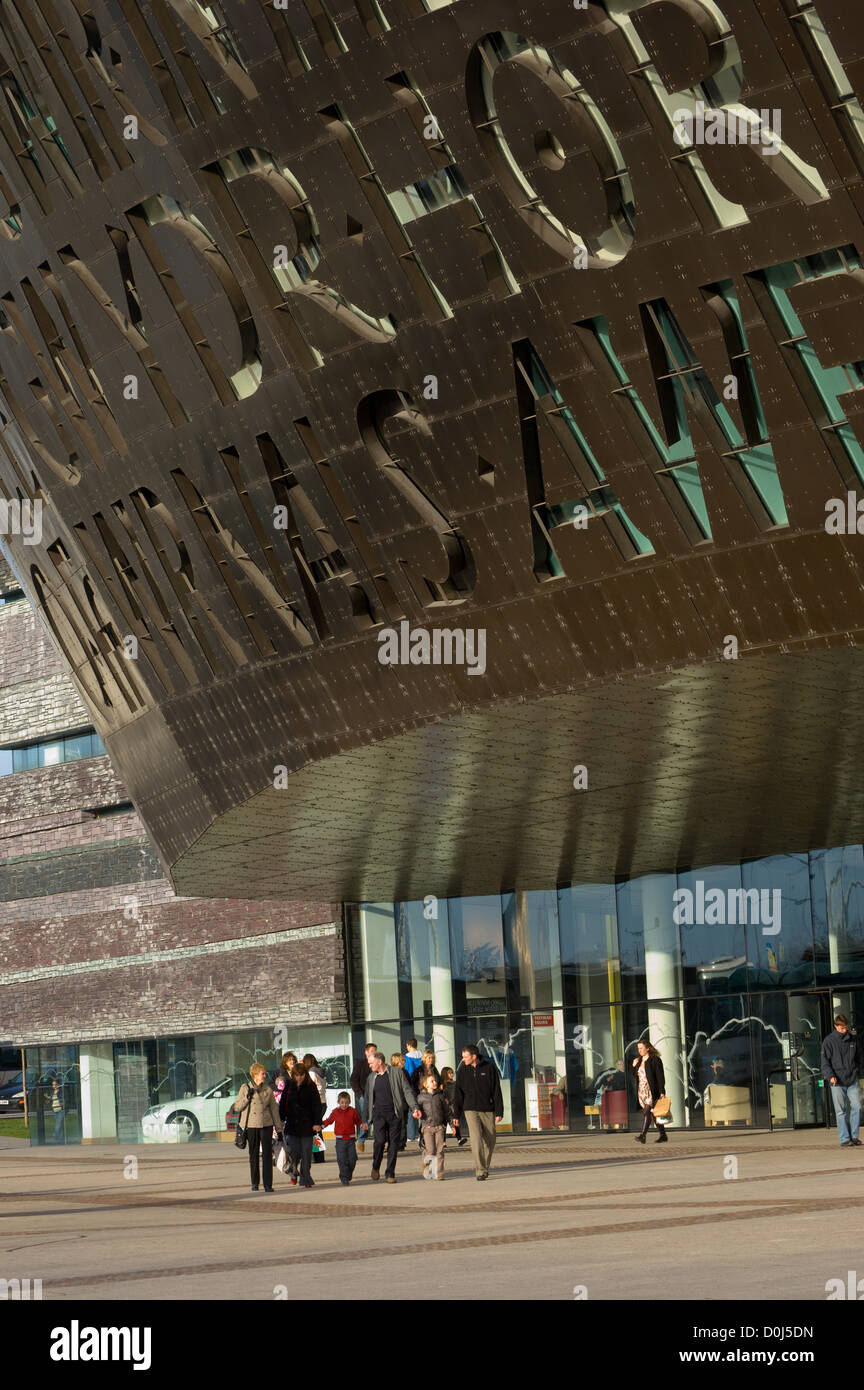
[279,1062,324,1187]
[632,1040,668,1144]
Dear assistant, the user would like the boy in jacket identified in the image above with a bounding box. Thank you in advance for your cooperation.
[321,1091,362,1184]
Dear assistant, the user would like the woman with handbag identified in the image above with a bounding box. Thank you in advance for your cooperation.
[303,1054,328,1165]
[233,1062,284,1191]
[280,1062,324,1188]
[632,1040,669,1144]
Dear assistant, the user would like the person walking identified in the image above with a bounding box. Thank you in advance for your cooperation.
[321,1091,362,1184]
[413,1073,450,1179]
[279,1061,324,1188]
[361,1050,417,1182]
[403,1038,423,1145]
[452,1045,503,1181]
[272,1052,297,1111]
[303,1053,328,1164]
[632,1040,668,1144]
[821,1014,862,1147]
[416,1051,442,1092]
[412,1052,441,1148]
[350,1041,377,1154]
[391,1052,412,1149]
[232,1063,283,1192]
[440,1066,459,1143]
[303,1054,328,1107]
[49,1078,64,1144]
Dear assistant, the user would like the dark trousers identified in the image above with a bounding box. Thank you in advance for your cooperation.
[286,1132,313,1184]
[336,1137,357,1182]
[372,1111,402,1177]
[639,1105,657,1137]
[247,1125,274,1189]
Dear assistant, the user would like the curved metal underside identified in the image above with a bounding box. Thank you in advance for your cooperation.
[1,1,864,899]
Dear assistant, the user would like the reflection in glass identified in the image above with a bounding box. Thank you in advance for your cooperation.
[743,855,814,990]
[397,899,454,1063]
[359,902,400,1021]
[26,1045,81,1146]
[683,995,754,1128]
[677,864,746,997]
[819,846,864,983]
[503,890,562,1011]
[558,882,619,1006]
[449,896,505,1013]
[568,1006,627,1132]
[514,1010,569,1131]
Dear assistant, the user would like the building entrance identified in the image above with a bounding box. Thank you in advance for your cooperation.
[769,993,835,1129]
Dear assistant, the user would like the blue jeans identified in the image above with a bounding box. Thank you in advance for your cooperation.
[405,1110,419,1142]
[830,1082,861,1143]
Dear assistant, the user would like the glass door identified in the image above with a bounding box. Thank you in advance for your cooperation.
[780,992,833,1127]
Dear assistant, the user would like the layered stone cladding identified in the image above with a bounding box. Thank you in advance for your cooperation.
[0,554,345,1046]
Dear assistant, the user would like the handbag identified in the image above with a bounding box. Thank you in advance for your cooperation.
[653,1095,672,1120]
[234,1087,254,1150]
[312,1132,326,1164]
[274,1133,297,1177]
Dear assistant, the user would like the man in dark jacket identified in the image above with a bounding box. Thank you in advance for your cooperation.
[350,1041,377,1153]
[452,1045,504,1180]
[361,1051,417,1181]
[821,1015,862,1147]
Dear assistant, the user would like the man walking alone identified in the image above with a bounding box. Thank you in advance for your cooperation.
[361,1050,417,1182]
[452,1045,503,1181]
[821,1014,862,1148]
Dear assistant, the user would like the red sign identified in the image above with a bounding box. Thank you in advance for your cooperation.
[532,1012,554,1028]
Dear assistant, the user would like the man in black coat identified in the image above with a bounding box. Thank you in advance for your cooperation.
[350,1041,377,1153]
[821,1014,862,1147]
[452,1044,504,1180]
[361,1051,417,1182]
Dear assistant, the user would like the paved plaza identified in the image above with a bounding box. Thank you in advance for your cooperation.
[0,1127,859,1301]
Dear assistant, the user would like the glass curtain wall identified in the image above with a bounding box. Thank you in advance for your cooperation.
[20,844,864,1144]
[353,846,864,1135]
[27,1025,352,1146]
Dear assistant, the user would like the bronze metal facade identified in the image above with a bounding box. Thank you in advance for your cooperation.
[0,0,863,901]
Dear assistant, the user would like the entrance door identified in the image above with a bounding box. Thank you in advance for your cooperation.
[784,992,833,1127]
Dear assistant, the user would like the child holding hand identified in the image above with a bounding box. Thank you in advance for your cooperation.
[321,1091,362,1184]
[412,1074,451,1180]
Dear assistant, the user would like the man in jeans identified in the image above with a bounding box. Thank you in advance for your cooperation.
[361,1050,417,1182]
[452,1044,504,1180]
[821,1014,862,1147]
